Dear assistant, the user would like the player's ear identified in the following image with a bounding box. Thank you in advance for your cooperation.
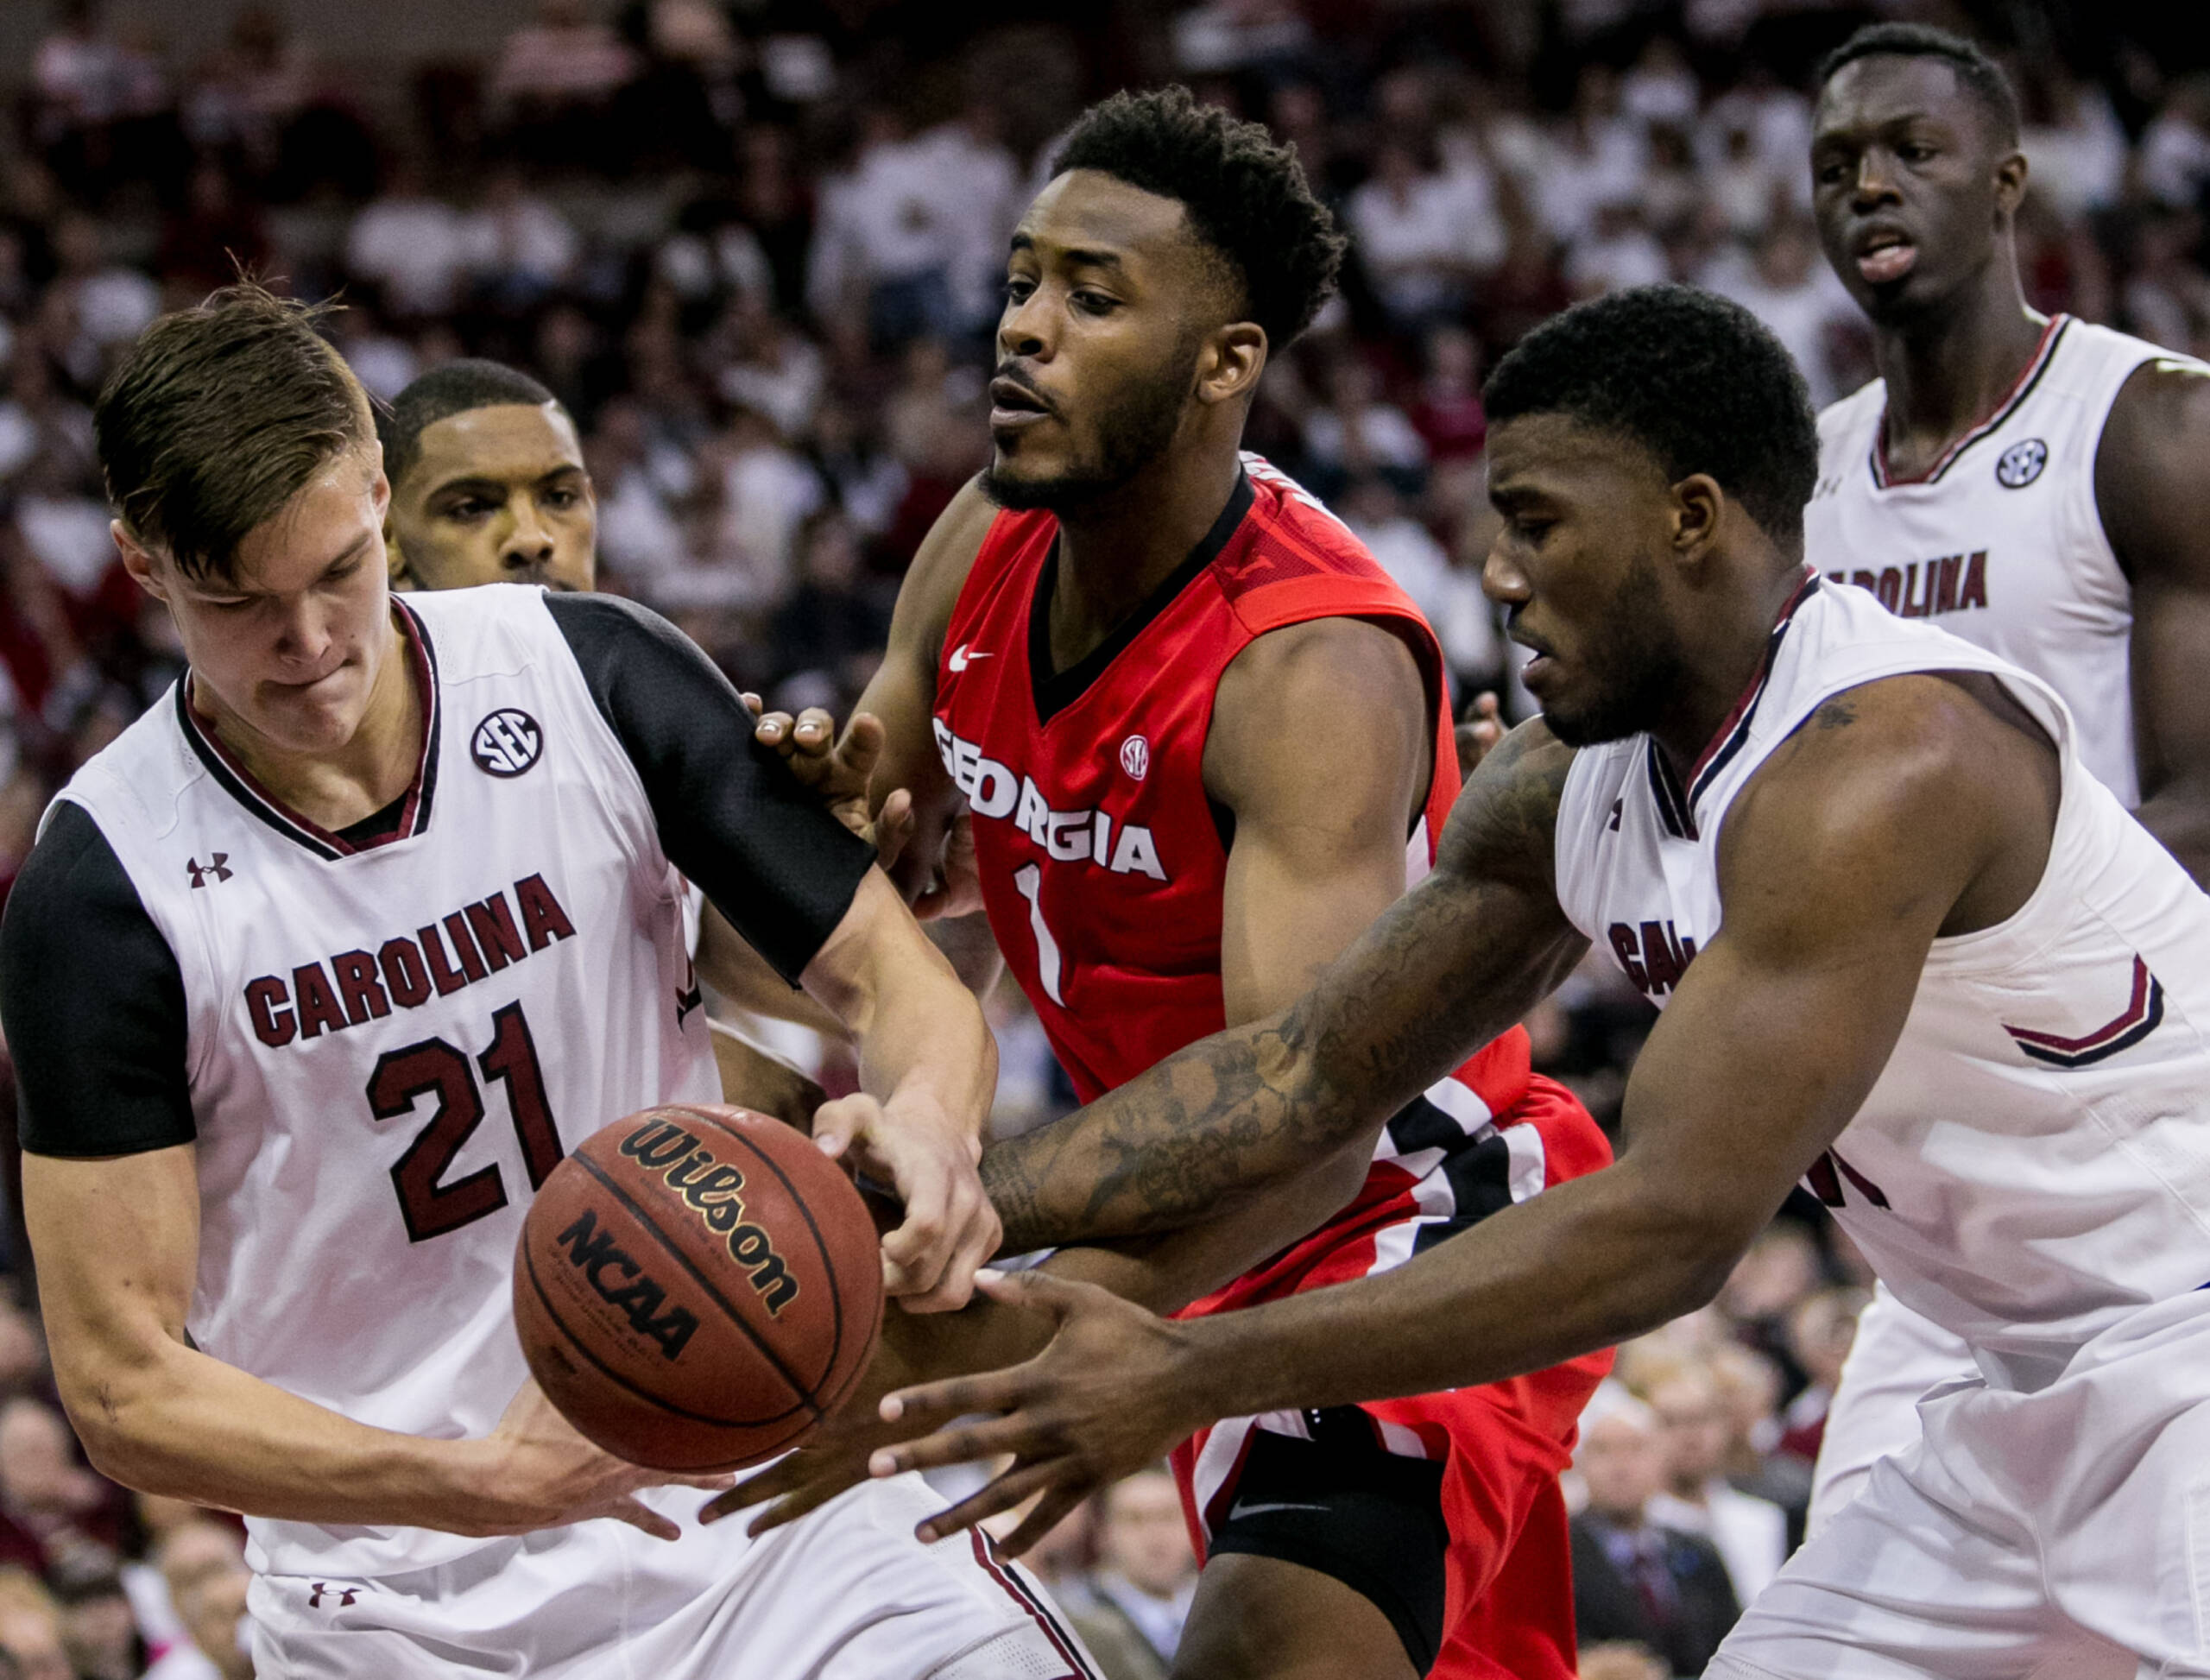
[384,527,415,591]
[1198,322,1267,407]
[379,470,419,591]
[112,520,168,603]
[1993,147,2028,218]
[1669,473,1726,563]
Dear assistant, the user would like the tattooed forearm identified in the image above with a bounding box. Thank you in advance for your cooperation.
[982,720,1588,1255]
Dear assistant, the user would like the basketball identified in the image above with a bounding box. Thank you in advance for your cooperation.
[513,1104,884,1472]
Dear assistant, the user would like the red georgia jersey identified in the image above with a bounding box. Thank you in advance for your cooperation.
[933,456,1531,1141]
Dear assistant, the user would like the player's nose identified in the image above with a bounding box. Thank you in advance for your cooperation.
[998,296,1051,362]
[1850,151,1903,210]
[1482,543,1531,605]
[502,501,557,570]
[272,591,337,667]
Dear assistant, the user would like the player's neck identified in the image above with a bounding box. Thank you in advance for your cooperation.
[194,610,424,831]
[1045,449,1247,674]
[1873,263,2046,482]
[1650,559,1811,784]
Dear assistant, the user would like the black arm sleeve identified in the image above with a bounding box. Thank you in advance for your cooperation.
[0,802,197,1158]
[544,591,877,985]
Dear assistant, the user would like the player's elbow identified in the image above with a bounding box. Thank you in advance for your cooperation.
[49,1336,189,1494]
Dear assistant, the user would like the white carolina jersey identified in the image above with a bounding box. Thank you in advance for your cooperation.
[1804,315,2201,806]
[48,586,717,1579]
[1554,576,2210,1390]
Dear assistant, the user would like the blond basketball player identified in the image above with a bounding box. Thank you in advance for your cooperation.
[0,290,1096,1677]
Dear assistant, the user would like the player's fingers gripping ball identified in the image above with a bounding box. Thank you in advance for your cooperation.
[515,1105,885,1470]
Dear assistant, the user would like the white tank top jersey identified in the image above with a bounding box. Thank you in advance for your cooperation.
[1805,315,2204,807]
[1554,576,2210,1394]
[46,586,719,1580]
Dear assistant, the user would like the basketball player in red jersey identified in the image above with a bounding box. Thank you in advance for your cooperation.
[744,90,1611,1680]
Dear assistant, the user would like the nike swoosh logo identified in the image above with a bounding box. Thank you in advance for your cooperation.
[1226,1500,1331,1521]
[948,645,992,673]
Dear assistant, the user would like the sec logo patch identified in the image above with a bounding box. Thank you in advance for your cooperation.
[1120,735,1150,780]
[471,709,544,777]
[1996,438,2048,489]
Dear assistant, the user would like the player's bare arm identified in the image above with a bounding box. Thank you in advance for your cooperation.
[979,714,1582,1255]
[26,1145,717,1539]
[2099,359,2210,884]
[797,867,1001,1308]
[1026,612,1436,1301]
[866,669,2061,1547]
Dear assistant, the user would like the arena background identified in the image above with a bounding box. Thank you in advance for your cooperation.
[0,2,2204,1674]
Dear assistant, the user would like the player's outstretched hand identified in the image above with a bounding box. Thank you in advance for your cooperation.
[1455,691,1505,781]
[467,1379,733,1541]
[865,1270,1209,1554]
[812,1090,999,1312]
[748,701,917,873]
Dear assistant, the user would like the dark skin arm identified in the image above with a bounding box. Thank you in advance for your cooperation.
[863,672,2060,1551]
[2100,357,2210,885]
[981,715,1588,1254]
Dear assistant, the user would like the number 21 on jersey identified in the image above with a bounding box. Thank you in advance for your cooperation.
[367,1000,562,1242]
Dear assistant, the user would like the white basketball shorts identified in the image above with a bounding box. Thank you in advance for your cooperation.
[1708,1288,2210,1680]
[248,1474,1099,1678]
[1806,1280,1978,1538]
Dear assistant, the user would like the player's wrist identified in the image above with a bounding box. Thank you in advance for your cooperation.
[428,1436,536,1535]
[1172,1314,1268,1429]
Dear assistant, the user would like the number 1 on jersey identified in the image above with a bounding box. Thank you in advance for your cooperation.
[1012,862,1065,1005]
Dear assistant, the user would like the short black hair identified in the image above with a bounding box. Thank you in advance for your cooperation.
[1050,85,1346,352]
[1816,23,2020,148]
[1483,285,1818,548]
[378,359,562,489]
[95,283,372,584]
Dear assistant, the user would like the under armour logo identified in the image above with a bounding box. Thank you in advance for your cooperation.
[187,854,233,888]
[306,1582,357,1608]
[676,978,704,1027]
[1607,799,1623,833]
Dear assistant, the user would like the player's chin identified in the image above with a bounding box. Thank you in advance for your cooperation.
[255,678,369,749]
[979,456,1067,513]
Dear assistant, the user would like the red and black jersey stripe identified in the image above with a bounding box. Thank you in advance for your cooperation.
[2005,954,2165,1068]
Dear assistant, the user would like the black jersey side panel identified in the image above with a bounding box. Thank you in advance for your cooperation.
[1,802,197,1157]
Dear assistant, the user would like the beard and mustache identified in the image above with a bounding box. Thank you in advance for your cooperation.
[980,343,1198,516]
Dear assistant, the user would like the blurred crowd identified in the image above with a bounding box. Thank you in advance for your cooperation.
[0,0,2204,1672]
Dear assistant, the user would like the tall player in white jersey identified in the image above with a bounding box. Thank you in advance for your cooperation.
[817,287,2210,1679]
[1801,22,2210,1537]
[0,289,1100,1677]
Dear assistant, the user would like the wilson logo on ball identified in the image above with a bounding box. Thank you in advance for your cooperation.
[552,1209,701,1359]
[620,1120,800,1314]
